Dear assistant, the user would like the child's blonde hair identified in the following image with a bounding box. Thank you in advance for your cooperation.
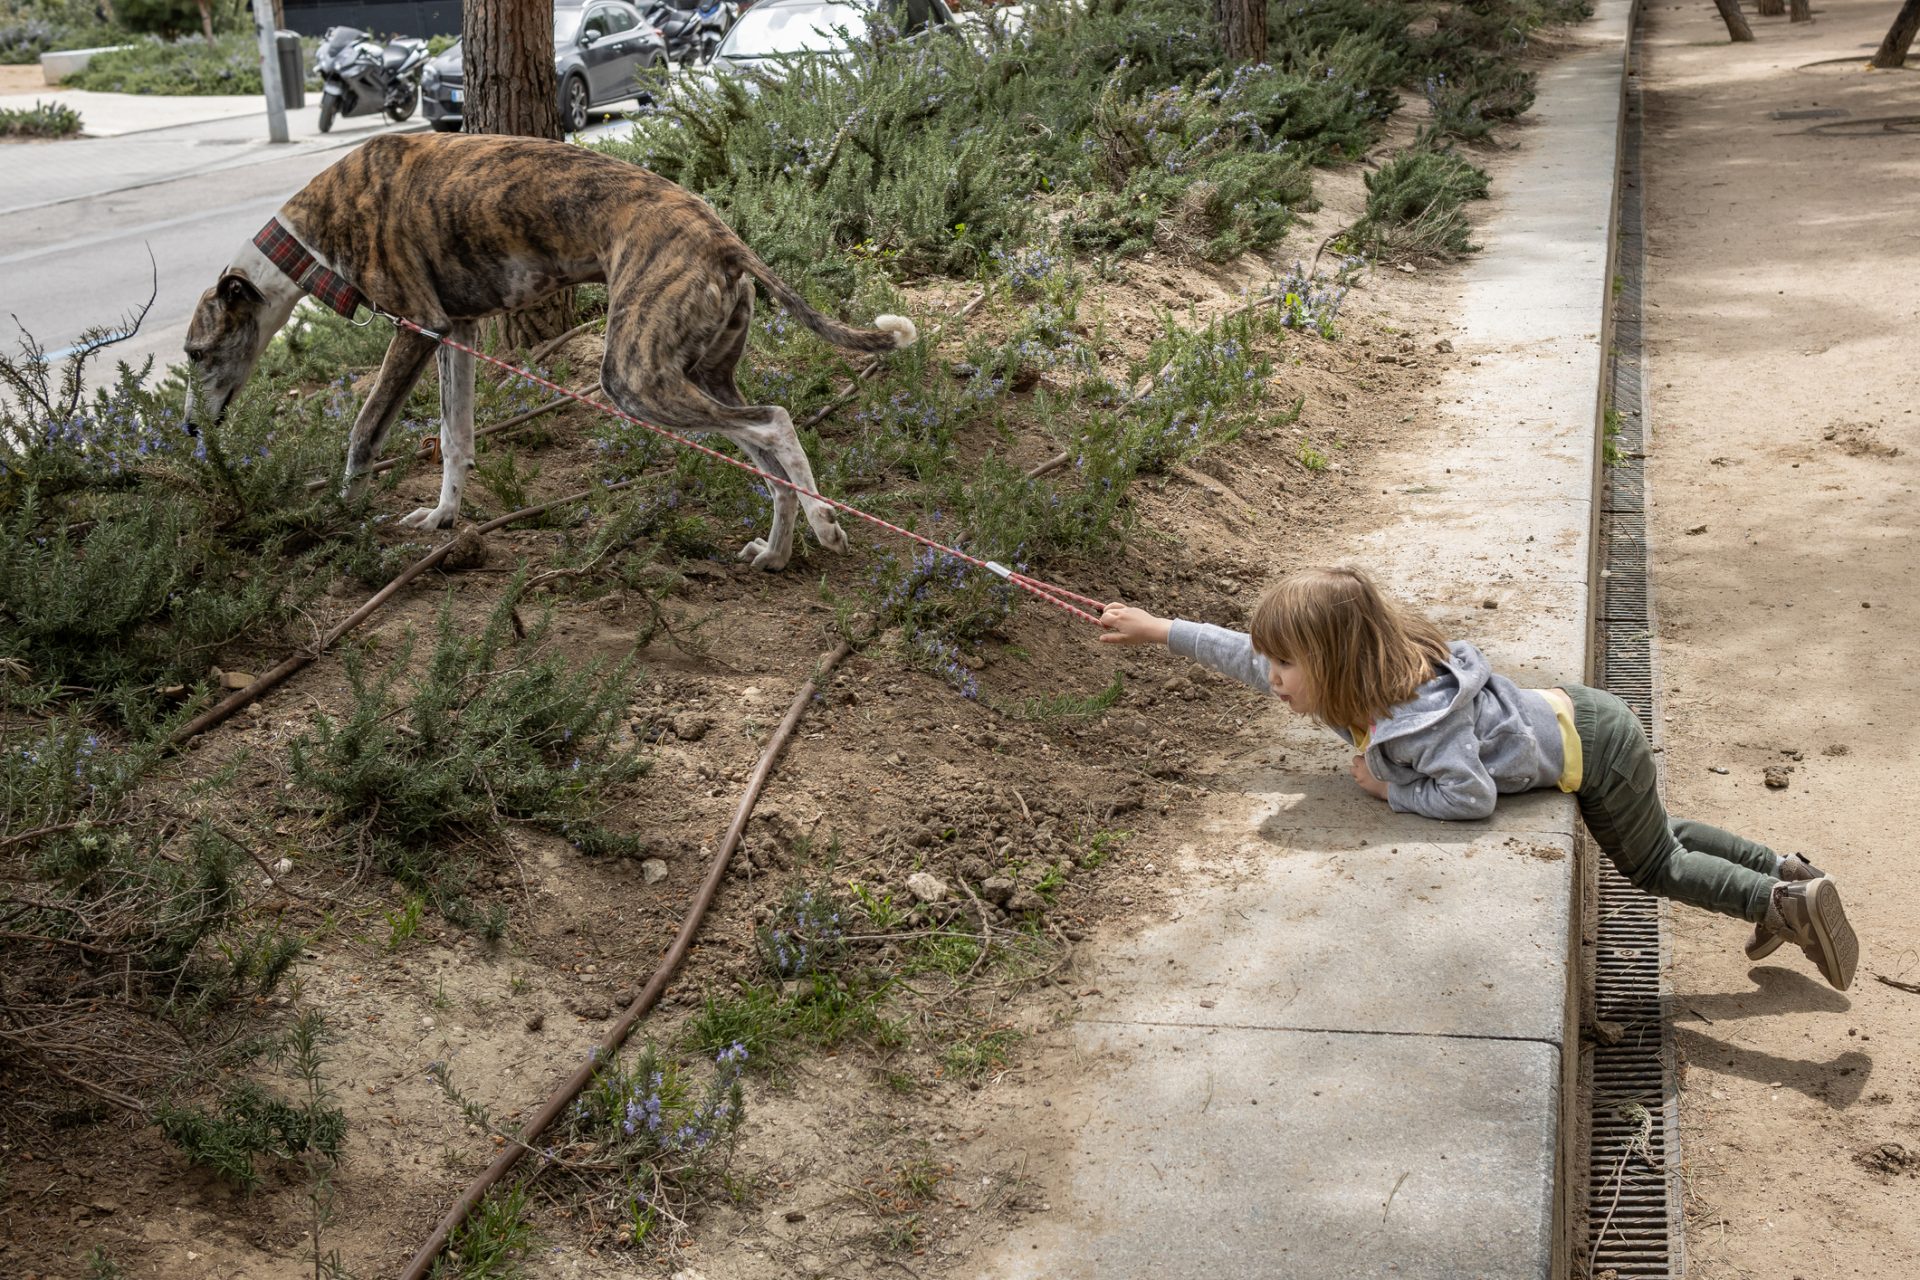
[1248,567,1451,734]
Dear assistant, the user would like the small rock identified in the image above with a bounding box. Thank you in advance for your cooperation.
[885,751,906,767]
[1005,887,1047,914]
[980,876,1016,905]
[571,1002,610,1021]
[525,1013,545,1031]
[672,713,710,742]
[906,872,949,904]
[960,855,994,882]
[1823,743,1850,757]
[1433,338,1453,353]
[1763,765,1792,790]
[784,1209,807,1223]
[271,857,294,876]
[1709,765,1730,775]
[1591,1019,1625,1046]
[1686,524,1708,536]
[1481,598,1498,610]
[641,859,670,885]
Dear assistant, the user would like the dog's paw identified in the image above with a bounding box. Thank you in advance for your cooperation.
[399,505,457,531]
[813,518,849,555]
[736,538,790,572]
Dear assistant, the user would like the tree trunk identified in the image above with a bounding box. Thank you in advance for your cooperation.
[1712,0,1755,41]
[1755,0,1783,15]
[1871,0,1920,66]
[464,0,570,348]
[197,0,214,44]
[1212,0,1266,63]
[1789,0,1810,23]
[272,0,285,31]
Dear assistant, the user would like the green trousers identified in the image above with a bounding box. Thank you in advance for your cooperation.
[1565,684,1781,923]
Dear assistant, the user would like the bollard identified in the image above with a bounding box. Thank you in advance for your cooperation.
[275,31,305,109]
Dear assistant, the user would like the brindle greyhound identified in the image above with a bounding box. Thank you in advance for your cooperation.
[183,132,915,569]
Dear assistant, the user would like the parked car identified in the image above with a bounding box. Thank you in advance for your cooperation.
[421,0,668,134]
[702,0,958,84]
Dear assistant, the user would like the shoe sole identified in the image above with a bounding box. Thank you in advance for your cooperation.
[1802,878,1859,991]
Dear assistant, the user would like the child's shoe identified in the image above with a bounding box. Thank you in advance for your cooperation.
[1744,852,1824,960]
[1763,877,1859,992]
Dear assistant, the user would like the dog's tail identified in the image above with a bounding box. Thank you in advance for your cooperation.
[733,249,917,353]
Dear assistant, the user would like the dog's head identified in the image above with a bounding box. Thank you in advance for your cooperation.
[183,268,275,430]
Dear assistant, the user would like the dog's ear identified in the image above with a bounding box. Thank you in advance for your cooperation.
[219,269,265,307]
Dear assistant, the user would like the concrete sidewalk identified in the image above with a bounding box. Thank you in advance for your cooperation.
[969,3,1633,1277]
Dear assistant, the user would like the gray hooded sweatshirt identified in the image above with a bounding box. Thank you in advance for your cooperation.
[1166,620,1566,821]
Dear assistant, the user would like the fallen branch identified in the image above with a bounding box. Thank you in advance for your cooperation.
[1872,973,1920,995]
[169,474,652,748]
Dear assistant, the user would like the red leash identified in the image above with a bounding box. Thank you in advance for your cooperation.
[384,313,1110,626]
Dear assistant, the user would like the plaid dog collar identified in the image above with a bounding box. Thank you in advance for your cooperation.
[252,217,366,319]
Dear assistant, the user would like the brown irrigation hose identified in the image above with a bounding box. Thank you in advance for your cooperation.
[396,640,853,1280]
[167,476,645,748]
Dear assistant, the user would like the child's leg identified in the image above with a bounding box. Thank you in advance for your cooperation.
[1667,818,1785,877]
[1567,687,1777,923]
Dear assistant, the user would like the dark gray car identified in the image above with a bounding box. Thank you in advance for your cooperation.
[422,0,668,134]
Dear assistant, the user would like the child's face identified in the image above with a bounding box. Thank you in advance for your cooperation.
[1266,657,1316,715]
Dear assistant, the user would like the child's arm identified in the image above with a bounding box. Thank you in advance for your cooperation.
[1098,603,1273,694]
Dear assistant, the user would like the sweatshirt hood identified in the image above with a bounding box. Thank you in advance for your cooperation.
[1363,640,1490,746]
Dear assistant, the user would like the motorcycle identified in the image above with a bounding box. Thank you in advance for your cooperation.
[695,0,737,62]
[643,0,733,64]
[313,26,430,133]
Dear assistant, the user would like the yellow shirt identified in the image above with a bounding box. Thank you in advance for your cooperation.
[1540,687,1583,792]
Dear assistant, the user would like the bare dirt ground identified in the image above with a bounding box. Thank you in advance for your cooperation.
[1639,2,1920,1275]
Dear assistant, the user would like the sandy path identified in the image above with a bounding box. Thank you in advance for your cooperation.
[1639,2,1920,1274]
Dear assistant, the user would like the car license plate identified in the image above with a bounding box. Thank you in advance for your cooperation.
[448,88,462,103]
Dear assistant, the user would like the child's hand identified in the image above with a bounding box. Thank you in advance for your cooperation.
[1097,602,1172,647]
[1351,754,1390,801]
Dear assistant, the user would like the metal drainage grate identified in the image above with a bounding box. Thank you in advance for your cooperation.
[1585,57,1684,1280]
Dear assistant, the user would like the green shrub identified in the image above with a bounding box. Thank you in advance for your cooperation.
[0,0,120,64]
[0,99,81,136]
[154,1011,346,1190]
[1349,146,1490,259]
[598,0,1376,292]
[67,30,312,95]
[287,582,649,905]
[1,334,355,723]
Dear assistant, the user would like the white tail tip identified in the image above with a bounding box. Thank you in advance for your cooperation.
[875,314,917,348]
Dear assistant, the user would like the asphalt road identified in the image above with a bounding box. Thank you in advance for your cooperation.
[0,111,638,385]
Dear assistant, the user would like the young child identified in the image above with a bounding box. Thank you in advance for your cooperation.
[1098,565,1860,992]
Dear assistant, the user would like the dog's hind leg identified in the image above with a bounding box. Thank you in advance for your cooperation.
[689,285,813,566]
[341,327,438,501]
[399,326,476,531]
[603,363,822,571]
[690,282,849,558]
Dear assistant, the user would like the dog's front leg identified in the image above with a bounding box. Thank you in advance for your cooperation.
[340,328,439,502]
[400,331,476,530]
